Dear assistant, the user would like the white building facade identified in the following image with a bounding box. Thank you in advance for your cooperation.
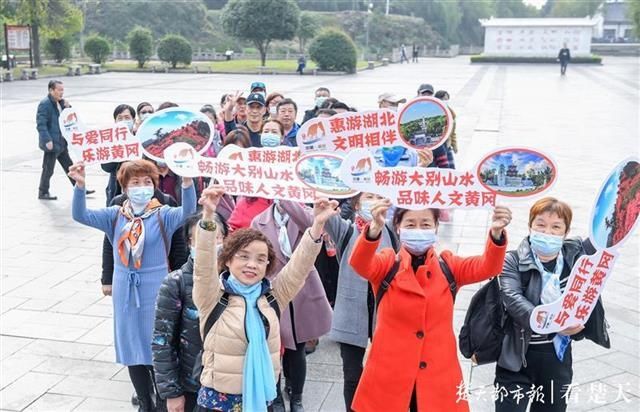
[480,18,597,57]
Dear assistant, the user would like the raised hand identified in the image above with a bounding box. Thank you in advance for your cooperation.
[368,199,392,239]
[490,205,512,240]
[310,198,340,239]
[198,184,226,219]
[417,149,434,167]
[68,162,86,188]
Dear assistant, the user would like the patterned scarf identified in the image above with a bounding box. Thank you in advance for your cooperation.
[273,206,292,259]
[117,198,162,269]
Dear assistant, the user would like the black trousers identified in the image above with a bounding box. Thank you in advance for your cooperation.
[495,343,573,412]
[282,341,307,395]
[183,391,198,412]
[38,148,74,194]
[560,62,568,75]
[339,342,366,412]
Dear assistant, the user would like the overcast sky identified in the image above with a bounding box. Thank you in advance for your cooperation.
[523,0,546,9]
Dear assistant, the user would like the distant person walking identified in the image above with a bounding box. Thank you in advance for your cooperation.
[558,43,571,75]
[297,54,306,75]
[412,44,419,63]
[400,44,409,64]
[36,80,94,200]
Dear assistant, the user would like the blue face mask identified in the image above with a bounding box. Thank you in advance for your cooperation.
[315,96,328,108]
[127,186,154,210]
[122,119,134,132]
[529,230,564,257]
[358,200,375,222]
[261,132,281,147]
[400,228,437,255]
[381,146,407,167]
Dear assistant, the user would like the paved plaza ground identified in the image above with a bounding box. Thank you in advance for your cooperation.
[1,56,639,411]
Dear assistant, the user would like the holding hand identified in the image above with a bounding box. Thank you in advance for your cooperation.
[417,149,434,167]
[368,199,392,239]
[559,324,585,336]
[101,285,112,296]
[68,162,86,189]
[198,183,226,219]
[310,198,340,239]
[224,91,243,113]
[490,205,512,240]
[45,141,54,151]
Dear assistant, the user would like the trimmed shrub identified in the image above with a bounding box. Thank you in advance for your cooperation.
[45,37,72,63]
[84,35,112,64]
[157,34,192,68]
[309,29,357,73]
[127,27,153,68]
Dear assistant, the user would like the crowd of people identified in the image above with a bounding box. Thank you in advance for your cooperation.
[34,77,610,412]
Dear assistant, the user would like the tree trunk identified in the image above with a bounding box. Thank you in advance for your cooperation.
[32,23,41,67]
[299,38,304,54]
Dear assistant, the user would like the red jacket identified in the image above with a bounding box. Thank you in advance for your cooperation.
[227,197,272,231]
[349,228,507,412]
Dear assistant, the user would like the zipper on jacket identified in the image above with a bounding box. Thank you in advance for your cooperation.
[242,298,249,343]
[520,328,527,368]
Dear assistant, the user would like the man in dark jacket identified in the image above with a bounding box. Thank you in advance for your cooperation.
[558,43,571,75]
[152,212,228,412]
[302,87,331,124]
[36,80,94,200]
[100,189,188,295]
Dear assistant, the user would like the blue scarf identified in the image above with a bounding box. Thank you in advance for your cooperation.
[227,273,276,411]
[532,252,571,362]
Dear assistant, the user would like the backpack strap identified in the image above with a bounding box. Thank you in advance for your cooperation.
[375,255,401,308]
[338,225,355,259]
[385,224,399,252]
[202,292,229,340]
[438,255,457,301]
[156,212,170,256]
[265,291,281,319]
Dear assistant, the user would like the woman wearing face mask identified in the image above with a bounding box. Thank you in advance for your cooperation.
[251,199,333,412]
[69,159,196,412]
[133,102,154,134]
[266,92,284,120]
[348,201,512,412]
[260,120,284,147]
[193,185,338,411]
[495,197,609,412]
[101,104,137,205]
[279,192,396,411]
[153,211,228,412]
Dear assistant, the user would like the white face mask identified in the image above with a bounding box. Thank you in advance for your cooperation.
[127,185,154,213]
[269,106,278,116]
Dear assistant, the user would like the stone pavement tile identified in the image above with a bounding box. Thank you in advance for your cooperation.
[49,291,103,315]
[603,300,640,327]
[1,311,102,341]
[72,397,132,411]
[302,380,333,412]
[603,373,640,398]
[33,358,123,380]
[75,319,113,345]
[17,298,61,311]
[1,276,35,295]
[5,281,77,302]
[572,358,624,385]
[0,353,48,390]
[81,300,113,318]
[604,331,639,357]
[0,372,65,411]
[306,362,343,383]
[109,367,129,382]
[0,336,34,360]
[461,362,496,390]
[19,339,106,360]
[50,375,132,402]
[589,396,640,411]
[318,382,344,412]
[23,394,85,412]
[0,296,28,314]
[572,341,614,362]
[92,346,116,363]
[306,339,341,366]
[566,381,633,411]
[595,351,640,376]
[606,318,640,342]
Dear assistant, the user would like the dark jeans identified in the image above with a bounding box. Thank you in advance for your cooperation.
[495,343,573,412]
[38,148,74,195]
[560,62,568,75]
[282,341,307,395]
[339,342,366,412]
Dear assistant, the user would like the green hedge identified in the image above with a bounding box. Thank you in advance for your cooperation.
[309,29,357,73]
[470,55,602,64]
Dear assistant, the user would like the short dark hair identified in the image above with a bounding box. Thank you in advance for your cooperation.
[392,208,440,230]
[331,102,350,111]
[224,127,251,148]
[320,97,338,109]
[220,94,229,107]
[218,228,276,275]
[265,92,284,107]
[113,104,136,120]
[315,87,330,95]
[136,102,153,116]
[48,80,63,91]
[316,108,337,117]
[276,98,298,113]
[157,101,178,111]
[435,90,449,100]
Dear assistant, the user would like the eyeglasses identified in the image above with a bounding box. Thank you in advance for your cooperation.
[233,253,269,266]
[140,110,154,115]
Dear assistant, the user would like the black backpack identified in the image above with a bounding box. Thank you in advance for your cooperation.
[458,251,525,365]
[191,290,280,382]
[376,255,457,308]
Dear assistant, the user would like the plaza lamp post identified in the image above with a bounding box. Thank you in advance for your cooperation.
[364,2,373,60]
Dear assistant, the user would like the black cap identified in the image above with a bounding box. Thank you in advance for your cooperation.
[417,83,434,95]
[246,93,266,106]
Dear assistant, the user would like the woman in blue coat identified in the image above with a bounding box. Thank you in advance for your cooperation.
[69,159,196,411]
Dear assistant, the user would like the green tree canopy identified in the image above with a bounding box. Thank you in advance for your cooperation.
[127,27,153,69]
[309,28,357,72]
[297,11,321,53]
[548,0,602,17]
[157,34,192,68]
[84,34,111,64]
[221,0,300,65]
